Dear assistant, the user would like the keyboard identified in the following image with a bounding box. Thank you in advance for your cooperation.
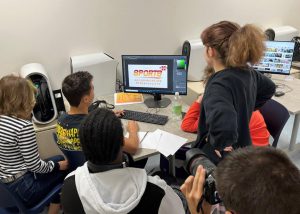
[121,110,168,125]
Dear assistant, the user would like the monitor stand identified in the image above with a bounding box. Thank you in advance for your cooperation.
[144,94,171,108]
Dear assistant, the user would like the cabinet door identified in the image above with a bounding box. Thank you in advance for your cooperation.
[36,128,64,159]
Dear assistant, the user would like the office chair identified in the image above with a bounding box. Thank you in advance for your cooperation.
[259,99,290,148]
[52,133,86,171]
[0,181,62,214]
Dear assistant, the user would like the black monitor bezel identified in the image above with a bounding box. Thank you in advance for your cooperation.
[253,40,295,75]
[121,55,188,95]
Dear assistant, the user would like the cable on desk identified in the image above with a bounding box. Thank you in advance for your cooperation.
[115,62,124,93]
[274,82,294,94]
[284,85,293,94]
[146,107,161,114]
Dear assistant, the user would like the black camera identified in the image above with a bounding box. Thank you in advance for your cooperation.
[185,148,221,205]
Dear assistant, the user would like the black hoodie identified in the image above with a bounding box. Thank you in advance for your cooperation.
[195,68,275,164]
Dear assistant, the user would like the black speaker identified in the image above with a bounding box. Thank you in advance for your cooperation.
[53,89,66,116]
[265,28,275,41]
[182,40,191,70]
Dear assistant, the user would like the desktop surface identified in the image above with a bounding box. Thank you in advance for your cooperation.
[271,74,300,114]
[99,94,197,160]
[114,95,194,139]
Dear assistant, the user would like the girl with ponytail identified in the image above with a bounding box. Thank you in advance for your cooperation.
[195,21,276,164]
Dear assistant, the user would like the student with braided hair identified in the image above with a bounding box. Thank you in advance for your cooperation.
[61,108,185,214]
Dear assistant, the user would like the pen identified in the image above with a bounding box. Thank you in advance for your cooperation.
[158,132,162,142]
[140,131,149,143]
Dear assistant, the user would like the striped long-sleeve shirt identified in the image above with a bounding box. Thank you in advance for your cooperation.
[0,115,55,179]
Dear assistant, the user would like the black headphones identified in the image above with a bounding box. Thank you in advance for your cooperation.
[88,100,115,113]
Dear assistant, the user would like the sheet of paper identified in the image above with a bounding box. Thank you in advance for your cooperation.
[125,129,187,156]
[124,132,147,143]
[125,131,159,149]
[156,129,188,157]
[140,130,161,149]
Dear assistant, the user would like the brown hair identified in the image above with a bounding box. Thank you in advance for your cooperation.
[203,65,215,85]
[215,147,300,214]
[62,71,93,107]
[201,21,265,68]
[0,75,36,120]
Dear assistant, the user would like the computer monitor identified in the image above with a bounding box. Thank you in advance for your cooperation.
[122,55,188,108]
[253,41,295,75]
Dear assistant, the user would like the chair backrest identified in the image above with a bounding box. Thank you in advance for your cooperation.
[59,148,86,171]
[0,181,27,213]
[52,133,86,171]
[0,181,62,214]
[259,99,290,148]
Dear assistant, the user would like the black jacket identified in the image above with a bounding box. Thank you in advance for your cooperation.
[195,68,275,164]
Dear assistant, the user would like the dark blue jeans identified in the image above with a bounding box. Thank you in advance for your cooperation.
[7,155,67,208]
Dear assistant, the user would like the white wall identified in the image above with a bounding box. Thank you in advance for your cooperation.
[0,0,299,89]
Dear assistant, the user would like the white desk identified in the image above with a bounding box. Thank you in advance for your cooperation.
[186,68,300,151]
[33,95,197,175]
[101,94,197,175]
[271,73,300,150]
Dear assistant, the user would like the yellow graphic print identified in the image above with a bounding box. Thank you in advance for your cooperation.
[56,124,82,151]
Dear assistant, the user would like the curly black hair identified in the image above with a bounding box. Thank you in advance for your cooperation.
[79,108,124,164]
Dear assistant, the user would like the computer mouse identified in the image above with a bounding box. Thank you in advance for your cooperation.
[274,91,285,97]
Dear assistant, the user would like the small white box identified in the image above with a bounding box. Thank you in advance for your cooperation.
[70,52,118,97]
[273,26,299,41]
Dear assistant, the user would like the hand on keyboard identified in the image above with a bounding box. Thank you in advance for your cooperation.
[114,110,124,117]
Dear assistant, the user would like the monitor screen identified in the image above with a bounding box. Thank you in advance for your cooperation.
[253,41,295,75]
[122,55,187,95]
[122,55,188,95]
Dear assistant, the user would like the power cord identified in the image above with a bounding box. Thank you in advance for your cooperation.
[115,62,124,92]
[274,82,294,94]
[116,79,124,92]
[146,107,161,114]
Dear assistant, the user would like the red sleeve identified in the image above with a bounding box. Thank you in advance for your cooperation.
[249,110,270,147]
[181,102,200,133]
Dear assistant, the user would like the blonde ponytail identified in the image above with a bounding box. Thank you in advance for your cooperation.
[226,24,265,67]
